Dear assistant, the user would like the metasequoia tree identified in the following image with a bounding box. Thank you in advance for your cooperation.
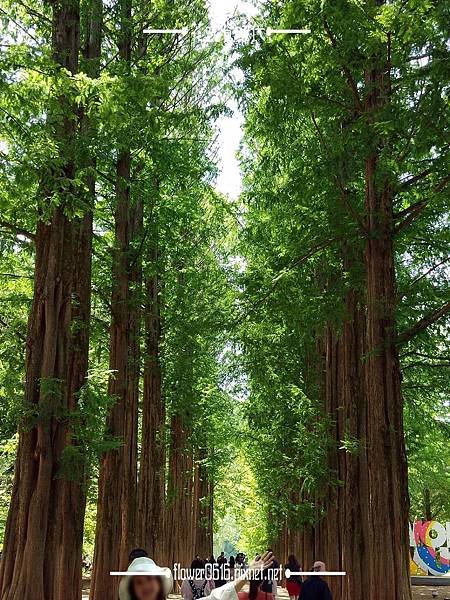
[0,0,99,597]
[90,0,143,594]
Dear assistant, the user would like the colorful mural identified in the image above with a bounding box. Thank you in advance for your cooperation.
[410,521,450,576]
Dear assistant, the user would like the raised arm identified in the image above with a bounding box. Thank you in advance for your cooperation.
[202,552,274,600]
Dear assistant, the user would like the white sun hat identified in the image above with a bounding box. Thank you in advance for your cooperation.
[117,557,173,600]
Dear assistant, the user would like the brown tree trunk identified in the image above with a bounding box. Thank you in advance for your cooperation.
[194,451,214,559]
[0,2,94,598]
[364,170,411,600]
[90,1,142,593]
[321,326,343,600]
[165,414,194,569]
[301,524,316,572]
[137,255,166,561]
[90,159,142,597]
[339,288,370,600]
[363,48,412,600]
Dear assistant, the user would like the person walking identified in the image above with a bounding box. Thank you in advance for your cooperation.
[261,549,279,598]
[284,555,302,600]
[300,561,332,600]
[181,559,213,600]
[118,551,273,600]
[229,555,236,579]
[216,552,228,587]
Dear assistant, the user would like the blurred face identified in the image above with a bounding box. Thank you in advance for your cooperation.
[131,575,161,600]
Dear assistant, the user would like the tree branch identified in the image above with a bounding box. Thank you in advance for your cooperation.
[0,220,35,241]
[398,168,433,190]
[398,301,450,345]
[232,235,347,329]
[394,175,450,233]
[323,19,363,113]
[310,113,367,234]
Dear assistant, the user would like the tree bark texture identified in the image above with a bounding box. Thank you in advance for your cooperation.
[0,2,95,597]
[137,260,166,561]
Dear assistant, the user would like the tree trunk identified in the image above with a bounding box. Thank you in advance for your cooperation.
[339,288,370,600]
[321,326,343,600]
[90,154,142,597]
[90,0,143,591]
[137,255,166,562]
[194,451,214,559]
[165,414,194,569]
[363,45,412,598]
[364,169,411,600]
[0,2,94,598]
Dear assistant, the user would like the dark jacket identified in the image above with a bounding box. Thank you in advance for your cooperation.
[299,577,332,600]
[261,559,280,593]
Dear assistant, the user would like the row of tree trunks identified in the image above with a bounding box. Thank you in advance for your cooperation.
[139,410,213,568]
[272,254,397,600]
[276,23,412,599]
[281,233,409,600]
[317,284,369,600]
[0,0,98,597]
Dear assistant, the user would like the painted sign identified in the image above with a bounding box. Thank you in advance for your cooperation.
[410,521,450,576]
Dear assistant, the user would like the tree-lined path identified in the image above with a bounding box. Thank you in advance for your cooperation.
[0,0,449,599]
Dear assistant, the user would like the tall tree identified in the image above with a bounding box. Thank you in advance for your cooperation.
[0,0,96,597]
[90,0,143,595]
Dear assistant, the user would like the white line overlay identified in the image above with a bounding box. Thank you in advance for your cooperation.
[110,571,161,576]
[143,27,310,37]
[266,28,311,35]
[111,570,347,577]
[286,570,346,577]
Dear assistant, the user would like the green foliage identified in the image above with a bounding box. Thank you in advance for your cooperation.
[215,451,268,557]
[0,436,17,545]
[236,0,450,542]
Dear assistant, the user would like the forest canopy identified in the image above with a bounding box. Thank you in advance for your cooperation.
[0,0,449,599]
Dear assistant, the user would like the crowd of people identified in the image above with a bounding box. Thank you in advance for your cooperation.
[116,548,333,600]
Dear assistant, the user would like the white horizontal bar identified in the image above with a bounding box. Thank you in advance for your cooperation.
[112,571,346,577]
[110,571,166,576]
[288,571,346,576]
[266,28,311,35]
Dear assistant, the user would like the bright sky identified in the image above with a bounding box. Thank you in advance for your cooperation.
[208,0,258,199]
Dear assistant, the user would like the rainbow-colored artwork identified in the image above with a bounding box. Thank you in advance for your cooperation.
[410,521,450,576]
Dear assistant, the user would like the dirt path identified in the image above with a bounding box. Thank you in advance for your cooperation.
[412,587,450,599]
[82,582,450,599]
